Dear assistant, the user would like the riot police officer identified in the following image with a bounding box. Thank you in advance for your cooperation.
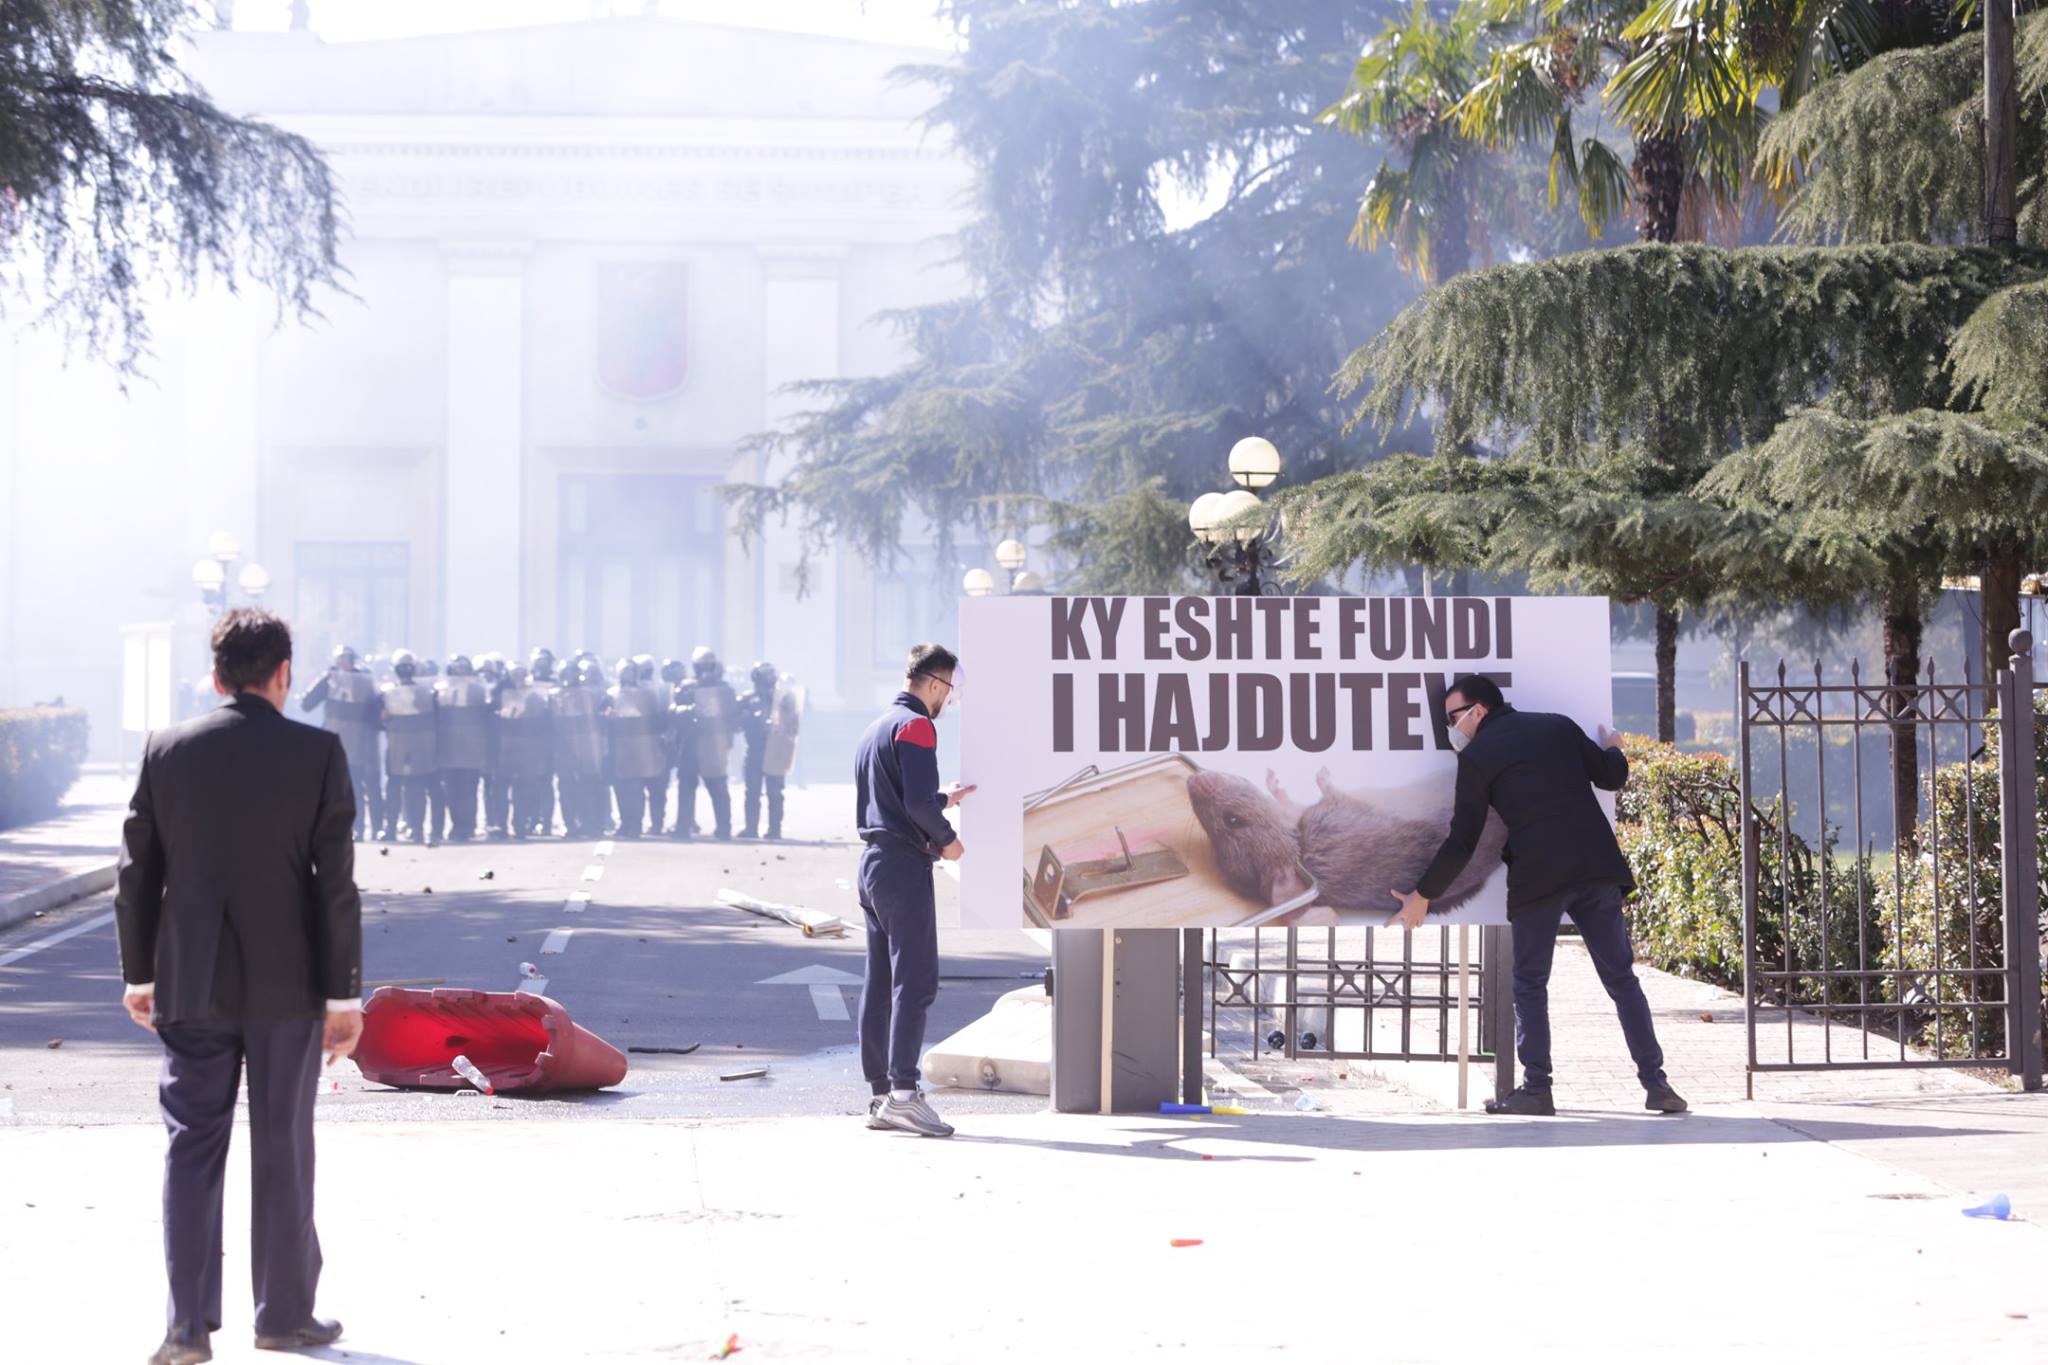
[605,658,667,838]
[497,659,554,837]
[685,645,738,840]
[435,655,491,841]
[380,649,440,845]
[637,654,672,835]
[476,652,510,837]
[298,644,384,840]
[738,662,801,841]
[553,655,607,837]
[663,658,698,838]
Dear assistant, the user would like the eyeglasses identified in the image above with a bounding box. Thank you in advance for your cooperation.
[915,671,957,695]
[1445,702,1478,724]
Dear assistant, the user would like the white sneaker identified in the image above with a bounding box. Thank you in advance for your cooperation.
[879,1089,955,1138]
[865,1096,892,1130]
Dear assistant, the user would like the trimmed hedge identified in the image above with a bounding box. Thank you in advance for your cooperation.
[1616,740,1876,1006]
[0,706,89,830]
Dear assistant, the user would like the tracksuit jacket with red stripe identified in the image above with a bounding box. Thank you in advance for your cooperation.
[854,691,957,858]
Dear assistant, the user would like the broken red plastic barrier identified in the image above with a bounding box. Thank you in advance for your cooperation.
[1170,1238,1203,1248]
[711,1333,742,1359]
[354,987,627,1092]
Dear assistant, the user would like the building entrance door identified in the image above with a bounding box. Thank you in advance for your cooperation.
[557,474,723,663]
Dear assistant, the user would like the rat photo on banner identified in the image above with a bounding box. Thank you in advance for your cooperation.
[956,595,1614,931]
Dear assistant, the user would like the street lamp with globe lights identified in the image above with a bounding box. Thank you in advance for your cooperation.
[965,538,1044,597]
[191,530,269,617]
[1189,444,1283,595]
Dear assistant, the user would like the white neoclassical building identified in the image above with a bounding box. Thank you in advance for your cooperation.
[0,14,974,764]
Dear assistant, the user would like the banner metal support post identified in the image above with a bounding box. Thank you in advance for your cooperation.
[1182,927,1203,1104]
[1456,924,1471,1109]
[1099,931,1117,1115]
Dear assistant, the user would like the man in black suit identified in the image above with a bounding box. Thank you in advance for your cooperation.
[1389,673,1687,1117]
[116,608,363,1364]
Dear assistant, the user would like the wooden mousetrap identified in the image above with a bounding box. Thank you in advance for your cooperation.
[1019,752,1324,930]
[1028,827,1190,922]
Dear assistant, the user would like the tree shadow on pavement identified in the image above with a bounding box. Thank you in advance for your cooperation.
[949,1109,2007,1161]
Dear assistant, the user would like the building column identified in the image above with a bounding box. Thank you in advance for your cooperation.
[442,242,528,658]
[754,249,845,707]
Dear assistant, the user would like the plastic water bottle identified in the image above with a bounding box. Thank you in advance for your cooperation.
[1963,1193,2012,1220]
[450,1054,494,1096]
[1294,1095,1317,1112]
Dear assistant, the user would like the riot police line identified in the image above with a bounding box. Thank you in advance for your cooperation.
[297,643,800,843]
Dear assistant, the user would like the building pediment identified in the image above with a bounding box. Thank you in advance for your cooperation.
[187,17,949,122]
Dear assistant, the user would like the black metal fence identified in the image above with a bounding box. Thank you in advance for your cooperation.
[1738,630,2045,1092]
[1203,923,1514,1100]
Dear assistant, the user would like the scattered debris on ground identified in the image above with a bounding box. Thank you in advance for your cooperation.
[714,887,845,937]
[628,1044,702,1055]
[719,1067,768,1082]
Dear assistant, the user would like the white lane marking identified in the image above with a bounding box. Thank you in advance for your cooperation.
[0,910,116,969]
[516,974,549,996]
[563,892,591,915]
[0,1096,14,1117]
[581,864,604,882]
[539,928,573,955]
[809,984,850,1021]
[594,840,615,858]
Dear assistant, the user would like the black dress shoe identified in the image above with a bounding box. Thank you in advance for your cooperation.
[1645,1083,1689,1113]
[148,1334,211,1365]
[1483,1086,1557,1116]
[254,1318,343,1351]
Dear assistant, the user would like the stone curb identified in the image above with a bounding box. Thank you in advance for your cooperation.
[0,862,118,934]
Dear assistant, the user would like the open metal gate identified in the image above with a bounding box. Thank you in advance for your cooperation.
[1738,630,2044,1093]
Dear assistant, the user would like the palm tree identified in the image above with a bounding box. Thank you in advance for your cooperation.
[1320,0,1529,282]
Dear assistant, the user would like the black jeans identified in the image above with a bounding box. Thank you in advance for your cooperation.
[857,841,939,1093]
[158,1016,324,1339]
[1510,880,1668,1092]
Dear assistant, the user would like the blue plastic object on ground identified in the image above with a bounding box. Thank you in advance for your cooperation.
[1963,1193,2013,1220]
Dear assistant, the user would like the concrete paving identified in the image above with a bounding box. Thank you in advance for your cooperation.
[1,1106,2041,1363]
[0,765,127,930]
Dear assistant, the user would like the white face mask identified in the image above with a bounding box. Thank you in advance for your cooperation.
[1447,724,1472,753]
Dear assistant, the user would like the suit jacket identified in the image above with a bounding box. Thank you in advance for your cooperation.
[116,692,364,1023]
[1415,704,1633,915]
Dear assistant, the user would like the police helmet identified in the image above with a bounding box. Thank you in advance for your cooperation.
[690,645,721,680]
[447,655,474,677]
[332,644,358,669]
[750,660,778,690]
[529,646,556,680]
[661,658,685,684]
[391,648,418,681]
[614,657,638,686]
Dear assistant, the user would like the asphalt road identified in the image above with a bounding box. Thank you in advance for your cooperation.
[0,791,1049,1126]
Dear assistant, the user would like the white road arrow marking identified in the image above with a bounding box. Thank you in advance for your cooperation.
[757,964,864,1022]
[540,928,573,955]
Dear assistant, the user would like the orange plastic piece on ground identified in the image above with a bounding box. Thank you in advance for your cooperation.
[354,987,628,1092]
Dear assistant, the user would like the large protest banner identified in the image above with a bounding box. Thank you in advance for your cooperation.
[956,595,1613,930]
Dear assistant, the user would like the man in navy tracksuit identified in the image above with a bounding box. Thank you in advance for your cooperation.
[855,644,973,1137]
